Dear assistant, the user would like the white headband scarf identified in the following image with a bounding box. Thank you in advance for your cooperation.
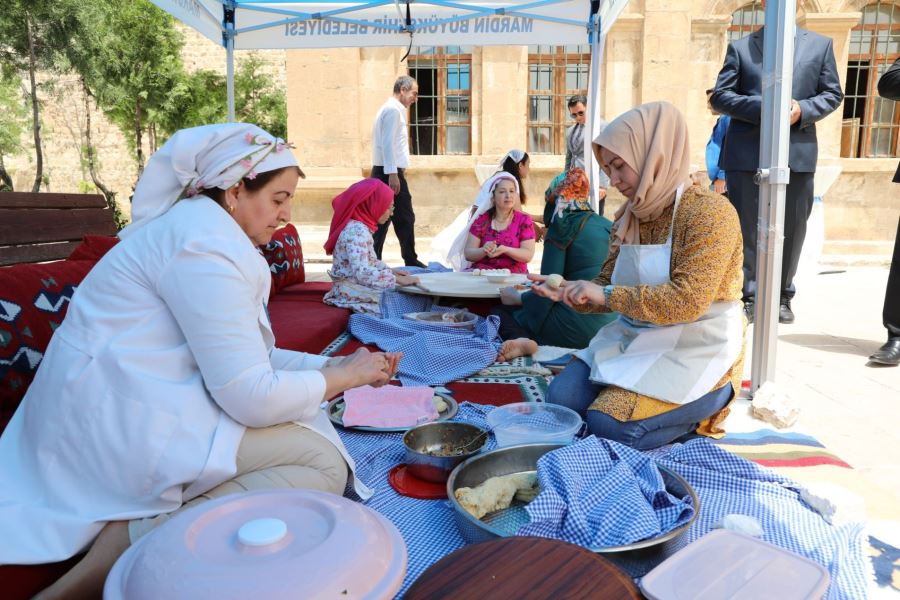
[499,149,526,168]
[120,123,301,239]
[446,171,520,271]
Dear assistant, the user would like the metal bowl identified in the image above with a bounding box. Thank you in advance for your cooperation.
[446,443,699,571]
[402,422,487,483]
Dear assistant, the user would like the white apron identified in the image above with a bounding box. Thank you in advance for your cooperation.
[575,187,743,404]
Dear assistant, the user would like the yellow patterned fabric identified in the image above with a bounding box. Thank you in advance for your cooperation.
[578,185,745,435]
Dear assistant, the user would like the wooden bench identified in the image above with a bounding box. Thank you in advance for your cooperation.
[0,192,118,266]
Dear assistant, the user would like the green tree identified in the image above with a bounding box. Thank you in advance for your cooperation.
[0,72,29,191]
[0,0,81,192]
[71,0,185,177]
[162,55,288,140]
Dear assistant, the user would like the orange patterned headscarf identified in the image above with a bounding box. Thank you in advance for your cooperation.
[592,101,691,248]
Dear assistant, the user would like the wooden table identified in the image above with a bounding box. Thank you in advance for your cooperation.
[405,537,641,600]
[397,271,528,299]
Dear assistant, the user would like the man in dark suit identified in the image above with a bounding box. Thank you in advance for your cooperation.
[870,57,900,366]
[711,26,843,324]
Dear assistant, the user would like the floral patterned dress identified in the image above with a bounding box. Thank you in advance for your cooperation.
[468,210,536,274]
[323,220,396,314]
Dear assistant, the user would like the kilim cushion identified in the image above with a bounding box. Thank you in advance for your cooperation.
[0,260,96,432]
[260,223,305,295]
[66,234,119,262]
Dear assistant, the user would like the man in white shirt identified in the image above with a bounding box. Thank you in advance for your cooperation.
[371,75,425,267]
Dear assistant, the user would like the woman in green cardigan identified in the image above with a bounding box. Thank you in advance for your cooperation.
[495,168,618,360]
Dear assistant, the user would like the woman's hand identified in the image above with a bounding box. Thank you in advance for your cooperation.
[529,274,567,302]
[322,348,403,396]
[499,285,523,306]
[534,224,546,243]
[561,280,606,307]
[392,268,410,276]
[482,241,498,256]
[395,274,419,287]
[485,244,507,258]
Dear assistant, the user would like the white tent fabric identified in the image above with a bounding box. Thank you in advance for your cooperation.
[153,0,597,48]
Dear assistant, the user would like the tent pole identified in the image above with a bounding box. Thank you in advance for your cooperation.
[751,0,795,392]
[586,3,602,213]
[224,2,236,122]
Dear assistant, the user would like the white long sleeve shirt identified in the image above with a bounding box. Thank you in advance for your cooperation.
[0,197,370,565]
[372,97,410,174]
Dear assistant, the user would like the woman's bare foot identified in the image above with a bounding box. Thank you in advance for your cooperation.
[497,338,538,362]
[34,521,130,600]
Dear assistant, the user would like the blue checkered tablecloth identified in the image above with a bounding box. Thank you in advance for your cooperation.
[518,436,695,547]
[348,291,502,387]
[339,403,868,600]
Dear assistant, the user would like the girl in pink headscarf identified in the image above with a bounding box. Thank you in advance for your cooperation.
[324,179,419,313]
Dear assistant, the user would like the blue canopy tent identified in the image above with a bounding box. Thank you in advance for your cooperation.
[151,0,798,396]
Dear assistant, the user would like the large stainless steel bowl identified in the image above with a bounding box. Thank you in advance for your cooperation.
[446,443,699,572]
[402,422,487,483]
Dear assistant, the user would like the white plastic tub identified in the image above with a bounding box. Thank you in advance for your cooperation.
[486,402,582,447]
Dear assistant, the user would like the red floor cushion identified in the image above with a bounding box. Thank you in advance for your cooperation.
[0,260,97,433]
[267,282,350,354]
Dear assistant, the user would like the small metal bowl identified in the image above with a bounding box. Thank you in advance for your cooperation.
[446,443,700,572]
[402,422,487,483]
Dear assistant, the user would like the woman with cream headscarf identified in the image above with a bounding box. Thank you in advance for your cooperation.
[0,123,401,598]
[533,102,745,450]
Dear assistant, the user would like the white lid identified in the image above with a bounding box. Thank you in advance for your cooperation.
[237,518,287,547]
[641,529,830,600]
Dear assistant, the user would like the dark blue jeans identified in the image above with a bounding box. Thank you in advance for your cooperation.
[546,358,733,450]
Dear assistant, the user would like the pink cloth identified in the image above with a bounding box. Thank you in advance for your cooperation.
[324,179,394,255]
[341,385,439,427]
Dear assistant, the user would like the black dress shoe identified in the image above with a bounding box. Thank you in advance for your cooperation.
[405,260,427,268]
[743,301,754,324]
[869,339,900,366]
[779,300,795,324]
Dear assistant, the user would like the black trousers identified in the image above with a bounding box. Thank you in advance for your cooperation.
[371,166,419,265]
[727,170,815,302]
[884,216,900,339]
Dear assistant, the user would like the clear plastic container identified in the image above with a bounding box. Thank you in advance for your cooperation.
[486,402,582,447]
[640,529,830,600]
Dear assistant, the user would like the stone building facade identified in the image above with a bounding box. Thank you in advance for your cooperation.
[4,2,898,257]
[285,0,900,257]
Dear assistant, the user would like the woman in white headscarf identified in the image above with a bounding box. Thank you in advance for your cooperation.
[0,123,400,598]
[434,149,531,270]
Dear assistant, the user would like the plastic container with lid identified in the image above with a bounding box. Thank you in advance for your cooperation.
[640,529,830,600]
[486,402,582,448]
[105,489,407,600]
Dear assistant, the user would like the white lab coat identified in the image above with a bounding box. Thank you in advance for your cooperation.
[0,197,370,565]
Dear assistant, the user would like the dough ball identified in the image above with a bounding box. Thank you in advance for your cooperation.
[432,396,449,413]
[545,274,564,289]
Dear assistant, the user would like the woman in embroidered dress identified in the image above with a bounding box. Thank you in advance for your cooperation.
[0,124,402,598]
[463,172,536,274]
[535,102,745,450]
[323,179,419,314]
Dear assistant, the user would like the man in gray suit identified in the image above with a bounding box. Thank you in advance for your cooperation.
[711,26,843,324]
